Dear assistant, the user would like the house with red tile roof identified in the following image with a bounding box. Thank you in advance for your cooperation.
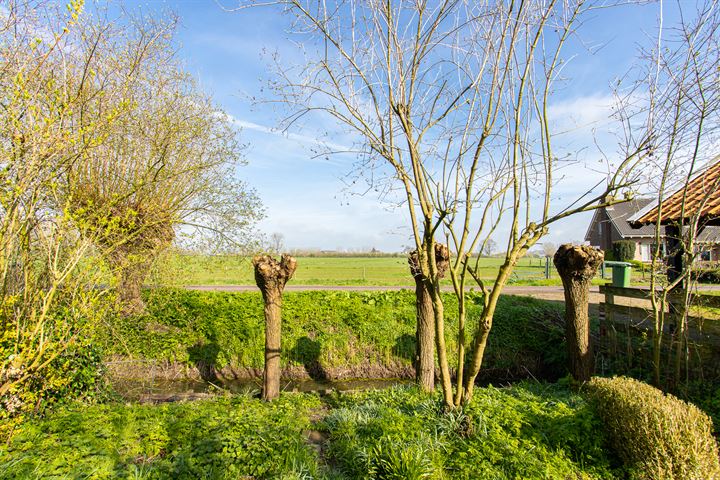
[585,198,720,262]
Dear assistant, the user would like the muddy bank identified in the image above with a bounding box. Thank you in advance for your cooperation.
[105,355,415,383]
[106,355,556,391]
[118,378,414,403]
[106,356,416,402]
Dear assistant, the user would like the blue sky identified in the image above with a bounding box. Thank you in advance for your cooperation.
[108,1,676,252]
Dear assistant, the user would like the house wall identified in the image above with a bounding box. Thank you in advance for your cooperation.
[608,222,624,252]
[586,209,621,252]
[586,207,672,262]
[585,210,603,248]
[697,244,720,263]
[599,216,625,254]
[634,239,671,262]
[634,240,653,262]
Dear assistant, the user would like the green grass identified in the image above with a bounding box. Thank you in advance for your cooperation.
[97,289,569,381]
[0,384,623,479]
[323,383,620,479]
[0,393,324,479]
[151,253,558,286]
[150,252,652,287]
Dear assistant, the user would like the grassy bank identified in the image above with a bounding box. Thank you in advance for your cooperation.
[0,383,622,479]
[97,289,569,383]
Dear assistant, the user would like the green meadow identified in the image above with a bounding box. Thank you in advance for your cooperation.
[153,253,556,286]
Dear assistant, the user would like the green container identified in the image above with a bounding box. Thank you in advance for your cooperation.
[604,261,632,287]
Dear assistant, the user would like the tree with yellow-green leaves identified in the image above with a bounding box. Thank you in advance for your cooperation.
[0,0,142,431]
[64,10,262,316]
[0,0,261,434]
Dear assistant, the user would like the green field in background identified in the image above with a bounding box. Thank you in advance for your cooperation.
[152,254,566,286]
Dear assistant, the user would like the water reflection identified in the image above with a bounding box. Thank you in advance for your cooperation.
[112,377,411,402]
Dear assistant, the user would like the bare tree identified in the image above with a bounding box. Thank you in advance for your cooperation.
[616,0,720,387]
[481,238,497,257]
[270,232,285,254]
[543,242,557,259]
[237,0,645,407]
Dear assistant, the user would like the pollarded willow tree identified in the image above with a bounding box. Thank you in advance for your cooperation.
[253,254,297,401]
[66,12,263,315]
[240,0,647,407]
[409,243,449,391]
[554,244,604,382]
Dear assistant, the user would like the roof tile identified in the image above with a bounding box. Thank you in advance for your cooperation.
[635,160,720,224]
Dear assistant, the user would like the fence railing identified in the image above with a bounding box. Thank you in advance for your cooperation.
[599,285,720,324]
[597,284,720,380]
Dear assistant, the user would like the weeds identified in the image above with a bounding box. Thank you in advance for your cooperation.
[97,289,568,385]
[322,384,620,479]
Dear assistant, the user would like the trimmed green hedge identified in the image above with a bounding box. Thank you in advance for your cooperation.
[95,289,568,380]
[695,268,720,284]
[612,241,636,262]
[586,376,720,480]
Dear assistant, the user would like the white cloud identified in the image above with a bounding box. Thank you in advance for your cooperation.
[231,92,626,252]
[225,114,354,156]
[548,93,616,128]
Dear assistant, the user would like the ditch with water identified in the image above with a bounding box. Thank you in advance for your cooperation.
[112,377,412,403]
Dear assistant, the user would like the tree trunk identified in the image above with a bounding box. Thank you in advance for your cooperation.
[413,278,435,390]
[408,243,449,392]
[107,252,155,317]
[103,220,175,317]
[117,262,151,316]
[253,254,297,401]
[664,224,687,389]
[553,244,603,382]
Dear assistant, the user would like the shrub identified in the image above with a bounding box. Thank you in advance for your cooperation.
[628,259,644,269]
[585,376,720,480]
[695,268,720,284]
[1,306,109,441]
[612,241,636,262]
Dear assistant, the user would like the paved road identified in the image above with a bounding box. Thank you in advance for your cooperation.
[185,284,593,302]
[185,283,720,305]
[187,284,577,293]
